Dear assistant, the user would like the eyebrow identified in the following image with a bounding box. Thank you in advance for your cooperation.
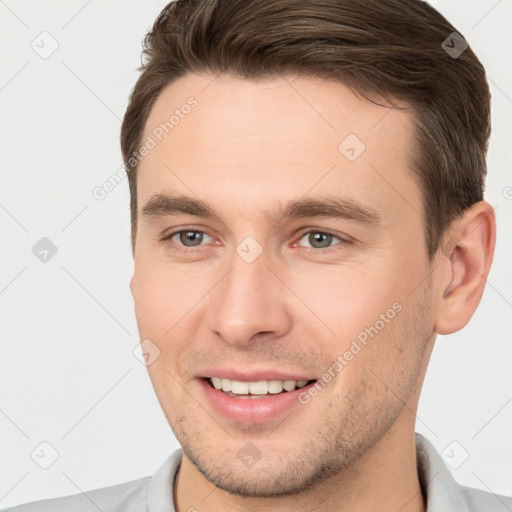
[141,193,382,226]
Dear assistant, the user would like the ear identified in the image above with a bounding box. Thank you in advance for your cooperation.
[434,201,496,335]
[129,272,137,299]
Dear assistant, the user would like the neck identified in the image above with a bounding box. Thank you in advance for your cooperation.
[174,418,425,512]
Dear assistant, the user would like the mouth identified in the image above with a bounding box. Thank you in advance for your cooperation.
[204,377,316,398]
[198,374,318,424]
[195,366,320,424]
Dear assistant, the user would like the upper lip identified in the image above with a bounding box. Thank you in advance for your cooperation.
[197,368,316,382]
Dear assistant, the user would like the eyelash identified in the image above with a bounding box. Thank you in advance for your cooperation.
[160,228,351,254]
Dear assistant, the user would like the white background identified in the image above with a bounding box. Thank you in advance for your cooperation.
[1,0,511,508]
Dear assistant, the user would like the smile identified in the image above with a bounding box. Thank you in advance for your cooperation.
[199,376,318,424]
[207,377,313,397]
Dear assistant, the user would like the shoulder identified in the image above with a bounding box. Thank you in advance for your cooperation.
[1,476,151,512]
[458,484,512,512]
[415,433,512,512]
[3,449,183,512]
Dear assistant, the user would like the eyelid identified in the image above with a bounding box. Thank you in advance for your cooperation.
[294,227,351,243]
[160,225,215,240]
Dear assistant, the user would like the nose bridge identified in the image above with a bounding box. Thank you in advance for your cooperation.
[207,243,292,345]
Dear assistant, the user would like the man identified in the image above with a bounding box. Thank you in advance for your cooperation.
[5,0,511,510]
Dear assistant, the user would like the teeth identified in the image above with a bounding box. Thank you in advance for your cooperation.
[221,378,232,392]
[268,380,283,394]
[283,380,296,392]
[209,377,312,395]
[231,380,249,394]
[248,381,268,394]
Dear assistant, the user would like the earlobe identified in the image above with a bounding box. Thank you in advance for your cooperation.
[434,201,496,335]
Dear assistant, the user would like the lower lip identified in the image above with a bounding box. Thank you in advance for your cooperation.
[199,379,314,424]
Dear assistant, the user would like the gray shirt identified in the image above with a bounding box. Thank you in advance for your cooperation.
[3,434,511,511]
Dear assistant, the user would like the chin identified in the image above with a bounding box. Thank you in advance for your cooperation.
[188,452,337,498]
[178,428,357,498]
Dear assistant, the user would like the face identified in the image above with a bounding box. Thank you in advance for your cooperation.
[130,73,437,497]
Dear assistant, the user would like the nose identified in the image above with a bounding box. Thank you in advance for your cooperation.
[206,246,293,347]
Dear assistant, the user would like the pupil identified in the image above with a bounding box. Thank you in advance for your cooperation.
[311,232,331,248]
[181,231,202,246]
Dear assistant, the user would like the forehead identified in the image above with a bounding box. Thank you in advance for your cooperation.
[143,72,413,156]
[137,72,419,226]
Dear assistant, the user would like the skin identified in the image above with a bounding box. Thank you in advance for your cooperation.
[129,73,495,512]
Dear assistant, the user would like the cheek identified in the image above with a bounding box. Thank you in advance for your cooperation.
[132,259,210,337]
[131,265,203,399]
[343,283,432,391]
[146,362,186,430]
[296,261,402,343]
[299,256,428,388]
[318,303,427,443]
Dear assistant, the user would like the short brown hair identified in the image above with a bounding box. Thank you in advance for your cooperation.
[121,0,491,259]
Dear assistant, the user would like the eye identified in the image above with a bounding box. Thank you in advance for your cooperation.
[296,230,347,251]
[161,228,349,254]
[162,229,214,251]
